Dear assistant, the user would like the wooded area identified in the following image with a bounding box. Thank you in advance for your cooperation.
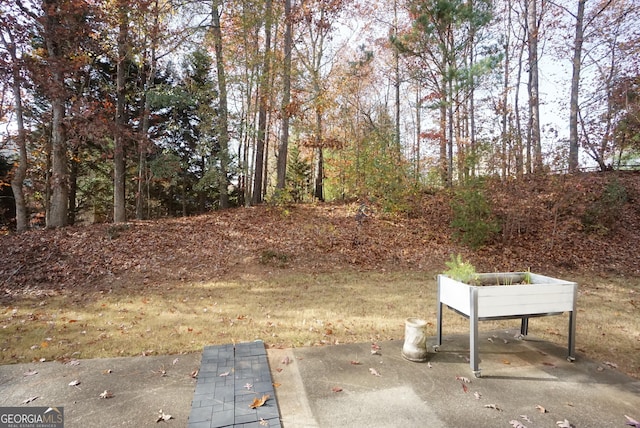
[1,0,639,231]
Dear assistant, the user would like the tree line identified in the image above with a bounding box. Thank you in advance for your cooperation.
[1,0,639,231]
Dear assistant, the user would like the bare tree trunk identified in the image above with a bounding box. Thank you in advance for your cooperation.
[3,33,29,231]
[568,0,586,173]
[44,0,68,228]
[439,83,448,185]
[253,0,272,204]
[114,4,128,223]
[393,0,401,158]
[527,0,543,172]
[501,15,510,179]
[415,85,422,182]
[277,0,292,190]
[137,0,160,219]
[514,26,525,178]
[211,0,230,208]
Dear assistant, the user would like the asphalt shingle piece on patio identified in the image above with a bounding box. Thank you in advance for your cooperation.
[188,341,281,428]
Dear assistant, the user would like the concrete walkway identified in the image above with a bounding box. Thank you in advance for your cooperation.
[1,330,639,427]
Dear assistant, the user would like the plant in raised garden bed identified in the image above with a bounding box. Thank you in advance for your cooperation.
[443,254,479,285]
[443,255,534,286]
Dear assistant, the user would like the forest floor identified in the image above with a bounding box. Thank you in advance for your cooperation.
[1,171,639,379]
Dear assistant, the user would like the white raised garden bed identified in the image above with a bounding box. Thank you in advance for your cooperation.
[436,272,577,377]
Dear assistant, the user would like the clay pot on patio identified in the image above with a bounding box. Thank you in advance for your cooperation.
[401,317,429,362]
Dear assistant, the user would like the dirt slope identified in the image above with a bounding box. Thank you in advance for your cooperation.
[1,171,639,297]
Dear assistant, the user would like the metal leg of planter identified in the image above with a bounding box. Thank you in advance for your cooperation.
[520,317,529,336]
[567,312,576,362]
[566,283,577,362]
[470,288,480,377]
[435,283,443,351]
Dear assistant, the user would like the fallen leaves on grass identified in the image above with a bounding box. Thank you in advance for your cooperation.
[249,394,270,409]
[99,390,114,399]
[484,403,502,411]
[368,368,381,377]
[156,410,173,422]
[626,415,640,428]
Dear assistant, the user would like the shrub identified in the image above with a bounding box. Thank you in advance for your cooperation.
[450,181,500,248]
[582,176,628,234]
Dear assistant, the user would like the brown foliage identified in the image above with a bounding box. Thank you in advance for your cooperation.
[1,172,639,298]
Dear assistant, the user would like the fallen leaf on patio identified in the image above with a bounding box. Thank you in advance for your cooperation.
[172,358,179,365]
[103,369,112,374]
[350,360,361,365]
[332,386,343,393]
[556,419,572,427]
[68,380,81,387]
[371,343,381,352]
[244,383,253,390]
[427,362,433,368]
[259,418,268,426]
[249,394,270,409]
[487,337,494,343]
[156,410,173,422]
[99,390,114,399]
[281,355,291,365]
[509,420,527,428]
[275,368,283,372]
[502,359,511,365]
[542,362,556,367]
[191,369,199,378]
[474,391,481,400]
[604,361,618,369]
[596,366,604,372]
[219,371,230,377]
[23,369,38,376]
[461,383,468,393]
[22,396,38,404]
[625,415,640,428]
[369,368,381,377]
[455,375,471,383]
[520,415,532,423]
[484,404,502,411]
[272,382,281,388]
[371,349,381,355]
[536,405,548,413]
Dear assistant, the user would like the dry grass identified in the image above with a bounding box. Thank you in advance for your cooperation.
[1,269,638,379]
